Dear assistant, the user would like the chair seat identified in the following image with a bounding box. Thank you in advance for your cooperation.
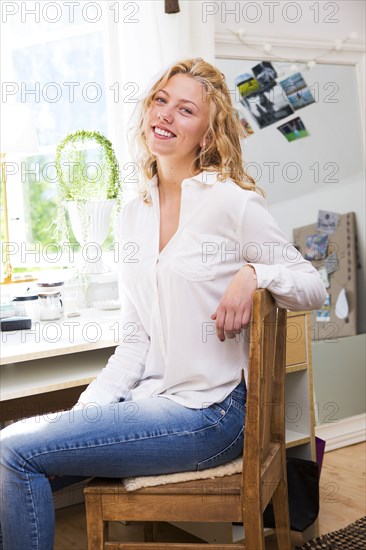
[84,474,244,524]
[85,472,243,495]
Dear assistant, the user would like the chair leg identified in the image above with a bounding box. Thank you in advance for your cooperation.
[271,479,291,550]
[243,503,266,550]
[85,494,108,550]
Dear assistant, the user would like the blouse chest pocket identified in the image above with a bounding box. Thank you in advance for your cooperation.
[170,230,219,282]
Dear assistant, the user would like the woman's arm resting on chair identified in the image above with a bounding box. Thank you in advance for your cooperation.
[211,191,327,341]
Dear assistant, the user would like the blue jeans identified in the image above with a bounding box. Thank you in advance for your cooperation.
[0,381,246,550]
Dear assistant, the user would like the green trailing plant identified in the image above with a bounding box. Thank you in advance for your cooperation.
[54,130,122,241]
[55,130,121,200]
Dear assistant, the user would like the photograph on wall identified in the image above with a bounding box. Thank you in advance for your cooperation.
[280,72,315,111]
[252,61,277,88]
[318,265,330,288]
[324,250,340,275]
[235,73,261,100]
[277,116,309,142]
[304,233,329,261]
[241,85,294,129]
[236,109,255,137]
[317,209,340,234]
[316,293,331,322]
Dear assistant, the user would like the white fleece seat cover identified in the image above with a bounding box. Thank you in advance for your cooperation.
[122,457,242,491]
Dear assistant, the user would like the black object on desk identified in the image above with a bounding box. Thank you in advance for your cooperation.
[0,317,32,331]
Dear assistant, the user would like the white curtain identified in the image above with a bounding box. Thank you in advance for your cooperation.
[118,0,215,95]
[105,0,215,191]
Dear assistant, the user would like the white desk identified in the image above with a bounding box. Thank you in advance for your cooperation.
[0,308,120,421]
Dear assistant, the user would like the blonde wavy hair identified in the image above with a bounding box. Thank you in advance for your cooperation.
[130,58,262,202]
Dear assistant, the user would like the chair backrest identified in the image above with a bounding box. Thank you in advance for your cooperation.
[242,289,287,512]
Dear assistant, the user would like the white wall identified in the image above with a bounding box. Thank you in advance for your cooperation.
[214,0,366,44]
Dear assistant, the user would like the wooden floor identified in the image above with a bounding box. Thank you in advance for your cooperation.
[54,442,365,549]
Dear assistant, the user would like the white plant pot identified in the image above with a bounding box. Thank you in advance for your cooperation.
[66,199,115,275]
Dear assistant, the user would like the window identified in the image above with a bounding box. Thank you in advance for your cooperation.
[1,3,121,274]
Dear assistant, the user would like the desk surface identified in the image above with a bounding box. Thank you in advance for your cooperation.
[0,308,121,402]
[1,308,122,365]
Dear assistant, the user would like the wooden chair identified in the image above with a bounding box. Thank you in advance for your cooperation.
[84,289,291,549]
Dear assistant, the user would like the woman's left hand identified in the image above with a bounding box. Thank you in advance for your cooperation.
[211,265,258,341]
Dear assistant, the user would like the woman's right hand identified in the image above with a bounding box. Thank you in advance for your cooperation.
[210,264,258,341]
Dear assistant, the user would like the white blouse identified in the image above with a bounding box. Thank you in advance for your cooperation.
[78,172,327,409]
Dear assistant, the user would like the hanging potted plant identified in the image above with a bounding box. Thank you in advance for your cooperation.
[55,130,122,274]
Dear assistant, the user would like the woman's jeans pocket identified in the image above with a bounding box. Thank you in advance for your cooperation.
[197,381,247,471]
[201,403,228,424]
[231,380,247,412]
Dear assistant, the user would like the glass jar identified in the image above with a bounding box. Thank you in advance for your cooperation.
[13,294,40,323]
[36,281,64,321]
